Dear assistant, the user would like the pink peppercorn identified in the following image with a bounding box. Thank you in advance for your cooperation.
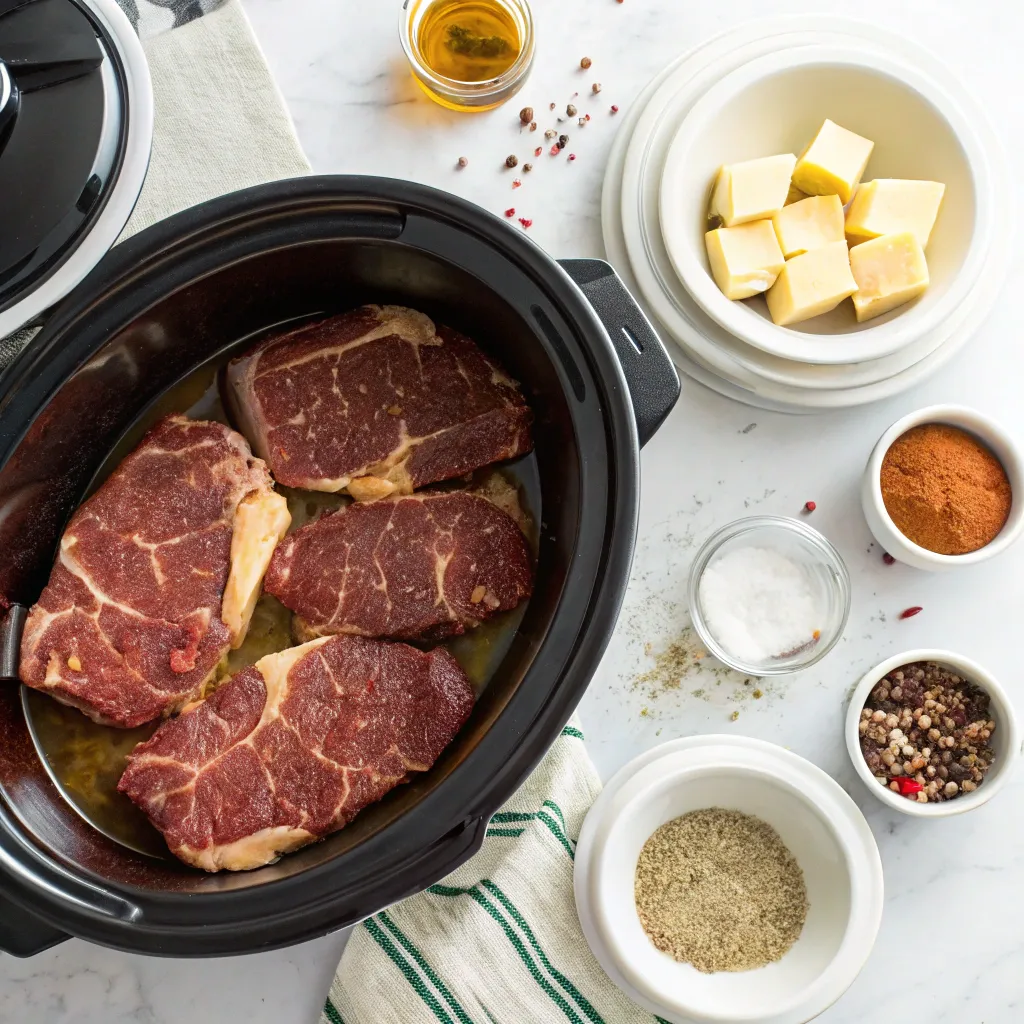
[504,208,515,217]
[519,217,533,229]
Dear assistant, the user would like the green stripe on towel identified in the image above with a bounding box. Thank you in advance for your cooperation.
[427,882,589,1024]
[560,726,585,740]
[363,917,455,1024]
[376,911,475,1024]
[322,998,345,1024]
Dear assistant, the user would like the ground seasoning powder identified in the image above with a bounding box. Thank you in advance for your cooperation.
[880,423,1011,555]
[634,808,808,973]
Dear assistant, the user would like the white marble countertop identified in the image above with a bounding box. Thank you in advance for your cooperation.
[3,0,1023,1020]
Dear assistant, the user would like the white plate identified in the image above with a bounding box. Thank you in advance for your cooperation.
[574,735,884,1024]
[603,16,1011,408]
[624,24,1009,394]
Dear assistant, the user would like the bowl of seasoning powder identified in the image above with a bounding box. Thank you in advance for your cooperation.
[862,404,1024,570]
[688,516,851,675]
[847,649,1020,816]
[574,736,884,1024]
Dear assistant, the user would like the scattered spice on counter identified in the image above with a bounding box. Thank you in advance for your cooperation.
[534,146,542,156]
[544,129,556,140]
[549,144,560,156]
[580,56,592,69]
[505,154,518,168]
[698,547,821,664]
[858,661,996,803]
[803,500,816,513]
[899,606,923,619]
[880,423,1011,555]
[566,103,577,117]
[882,552,896,565]
[512,178,522,188]
[523,163,532,172]
[729,710,739,721]
[568,153,576,162]
[518,217,532,228]
[558,133,569,149]
[592,81,602,93]
[504,207,515,217]
[610,104,619,113]
[578,117,587,127]
[529,121,537,131]
[519,105,533,124]
[635,809,808,973]
[549,101,556,110]
[456,156,468,169]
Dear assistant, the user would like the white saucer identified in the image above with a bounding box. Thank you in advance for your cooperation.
[602,16,1011,410]
[574,735,884,1024]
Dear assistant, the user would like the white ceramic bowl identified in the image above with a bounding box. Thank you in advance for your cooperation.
[659,45,991,365]
[845,650,1021,817]
[861,405,1024,570]
[575,736,884,1024]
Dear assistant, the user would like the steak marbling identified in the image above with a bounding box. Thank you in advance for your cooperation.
[118,634,475,871]
[264,484,534,642]
[19,416,290,728]
[226,305,533,499]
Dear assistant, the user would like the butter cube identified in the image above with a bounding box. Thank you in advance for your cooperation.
[709,153,797,227]
[792,120,874,204]
[849,232,929,322]
[765,240,857,326]
[845,179,945,248]
[706,220,786,300]
[771,195,845,259]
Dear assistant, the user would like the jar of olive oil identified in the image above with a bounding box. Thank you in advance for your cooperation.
[400,0,535,112]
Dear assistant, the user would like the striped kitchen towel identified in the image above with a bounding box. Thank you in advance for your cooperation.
[322,719,668,1024]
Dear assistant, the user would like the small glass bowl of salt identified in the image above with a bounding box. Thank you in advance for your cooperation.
[688,516,851,676]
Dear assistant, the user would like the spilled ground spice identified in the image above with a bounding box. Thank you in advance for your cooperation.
[635,809,808,973]
[880,423,1011,555]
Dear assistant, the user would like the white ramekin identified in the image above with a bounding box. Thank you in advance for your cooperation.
[861,404,1024,570]
[659,45,992,366]
[575,736,884,1024]
[845,649,1021,817]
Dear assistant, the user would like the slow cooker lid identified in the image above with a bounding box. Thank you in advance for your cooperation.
[0,0,152,336]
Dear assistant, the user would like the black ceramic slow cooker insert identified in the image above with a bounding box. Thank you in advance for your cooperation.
[0,176,679,957]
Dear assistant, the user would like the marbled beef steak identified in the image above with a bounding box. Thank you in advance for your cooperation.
[118,634,475,871]
[225,304,533,500]
[19,416,291,728]
[264,483,534,642]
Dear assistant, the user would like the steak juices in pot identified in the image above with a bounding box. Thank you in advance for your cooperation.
[0,177,679,956]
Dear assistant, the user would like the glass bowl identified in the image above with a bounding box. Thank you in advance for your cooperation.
[400,0,535,112]
[687,516,851,676]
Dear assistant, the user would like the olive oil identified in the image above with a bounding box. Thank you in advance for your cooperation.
[416,0,521,83]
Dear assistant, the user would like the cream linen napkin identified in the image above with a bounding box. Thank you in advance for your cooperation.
[0,0,310,371]
[322,719,669,1024]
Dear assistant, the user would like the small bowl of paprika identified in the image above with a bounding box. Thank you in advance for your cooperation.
[861,404,1024,571]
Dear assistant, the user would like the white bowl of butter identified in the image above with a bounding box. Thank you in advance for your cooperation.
[659,45,993,366]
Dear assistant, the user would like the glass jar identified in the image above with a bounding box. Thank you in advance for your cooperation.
[400,0,535,112]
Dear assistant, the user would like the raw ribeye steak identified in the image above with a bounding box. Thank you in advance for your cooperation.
[118,634,475,871]
[264,485,533,642]
[226,304,533,499]
[19,415,290,728]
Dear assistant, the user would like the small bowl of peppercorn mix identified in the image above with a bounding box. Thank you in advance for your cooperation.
[861,404,1024,571]
[846,649,1020,816]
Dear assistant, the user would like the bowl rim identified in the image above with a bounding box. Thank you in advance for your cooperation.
[687,515,852,675]
[845,649,1021,816]
[575,735,884,1024]
[862,404,1024,568]
[659,44,992,365]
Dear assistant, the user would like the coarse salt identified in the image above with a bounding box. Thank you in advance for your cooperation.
[698,546,820,664]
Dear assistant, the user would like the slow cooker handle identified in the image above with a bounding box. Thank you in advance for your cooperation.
[559,259,680,447]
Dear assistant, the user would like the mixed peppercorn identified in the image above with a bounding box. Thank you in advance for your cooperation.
[859,662,996,803]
